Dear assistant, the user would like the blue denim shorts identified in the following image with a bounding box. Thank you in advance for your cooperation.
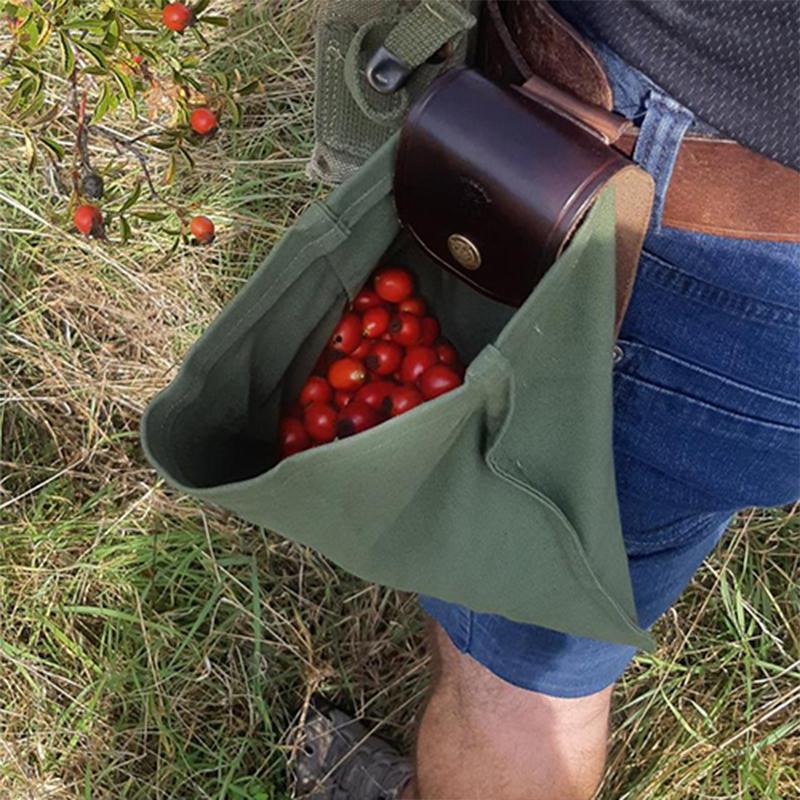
[420,32,800,697]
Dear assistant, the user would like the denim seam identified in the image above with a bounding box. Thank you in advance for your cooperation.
[623,511,728,549]
[615,372,800,434]
[463,651,628,697]
[638,254,800,328]
[616,338,800,410]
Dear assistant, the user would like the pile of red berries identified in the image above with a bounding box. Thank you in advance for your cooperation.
[279,267,465,459]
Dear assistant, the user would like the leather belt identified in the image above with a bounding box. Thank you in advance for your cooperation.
[478,0,800,243]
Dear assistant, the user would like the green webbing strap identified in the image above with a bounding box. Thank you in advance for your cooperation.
[384,0,476,69]
[344,19,409,126]
[343,0,475,126]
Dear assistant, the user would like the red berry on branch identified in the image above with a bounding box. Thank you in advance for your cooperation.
[190,107,218,135]
[328,357,367,391]
[330,312,363,354]
[132,54,144,65]
[190,215,215,244]
[73,204,103,237]
[364,340,403,376]
[389,386,424,417]
[388,312,422,347]
[418,365,463,399]
[303,402,337,443]
[279,417,310,459]
[374,267,414,303]
[336,400,380,438]
[162,3,194,32]
[299,375,333,407]
[400,345,438,385]
[362,306,391,339]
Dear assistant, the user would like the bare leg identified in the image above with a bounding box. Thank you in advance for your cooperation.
[402,623,612,800]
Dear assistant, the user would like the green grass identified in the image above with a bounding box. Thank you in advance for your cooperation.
[1,2,798,798]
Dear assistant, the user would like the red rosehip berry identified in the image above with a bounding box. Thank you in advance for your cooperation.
[435,339,460,367]
[418,364,463,399]
[351,338,372,360]
[299,375,333,407]
[328,357,367,391]
[354,380,395,415]
[364,340,403,376]
[419,316,440,346]
[162,2,194,32]
[132,54,143,65]
[334,390,354,410]
[73,204,103,237]
[353,288,383,312]
[389,312,422,347]
[389,386,424,417]
[303,402,337,443]
[362,306,391,339]
[330,312,363,354]
[398,296,426,316]
[400,345,439,385]
[374,267,414,303]
[190,107,218,135]
[336,400,380,438]
[190,215,215,244]
[279,417,310,459]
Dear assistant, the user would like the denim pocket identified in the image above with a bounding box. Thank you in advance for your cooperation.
[612,338,800,511]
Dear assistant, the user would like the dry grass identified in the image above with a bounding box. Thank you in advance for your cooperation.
[1,2,798,798]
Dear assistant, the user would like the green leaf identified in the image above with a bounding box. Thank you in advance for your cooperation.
[58,31,75,75]
[164,152,177,187]
[177,146,194,170]
[200,16,228,27]
[120,182,141,212]
[110,65,135,102]
[6,75,36,115]
[236,79,263,96]
[40,137,65,160]
[213,71,231,92]
[18,76,46,120]
[103,17,121,52]
[193,0,213,15]
[226,96,242,127]
[132,211,169,222]
[23,130,37,173]
[119,7,157,30]
[32,105,62,127]
[63,19,107,33]
[91,82,114,123]
[74,40,108,69]
[119,215,131,244]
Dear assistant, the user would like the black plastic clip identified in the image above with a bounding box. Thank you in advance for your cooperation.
[366,46,413,94]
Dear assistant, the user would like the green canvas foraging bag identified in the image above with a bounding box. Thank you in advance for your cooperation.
[141,123,654,649]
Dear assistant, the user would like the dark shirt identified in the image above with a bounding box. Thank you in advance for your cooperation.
[552,0,800,169]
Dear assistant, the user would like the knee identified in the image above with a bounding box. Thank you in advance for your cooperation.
[430,621,613,736]
[421,622,612,800]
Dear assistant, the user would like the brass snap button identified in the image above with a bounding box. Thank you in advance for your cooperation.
[447,234,481,271]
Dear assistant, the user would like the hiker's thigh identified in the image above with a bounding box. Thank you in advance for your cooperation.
[421,227,800,697]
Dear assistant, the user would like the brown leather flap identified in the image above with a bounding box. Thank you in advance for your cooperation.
[394,68,654,332]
